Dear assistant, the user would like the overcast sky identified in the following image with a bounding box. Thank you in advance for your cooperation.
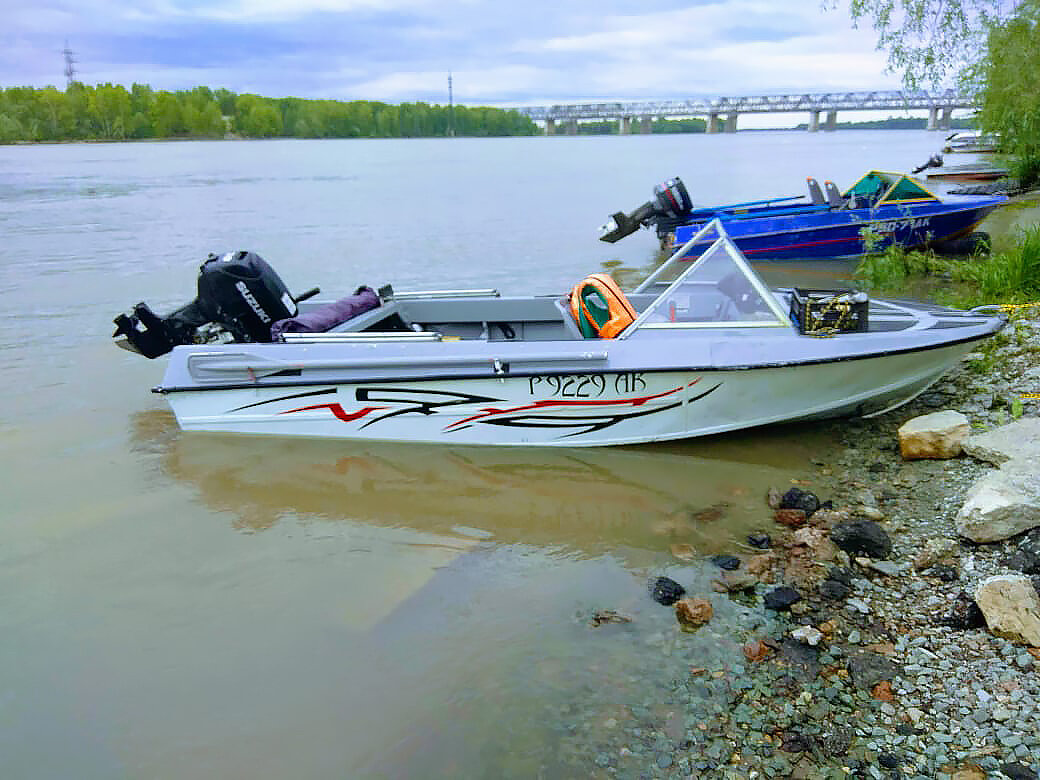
[3,0,906,108]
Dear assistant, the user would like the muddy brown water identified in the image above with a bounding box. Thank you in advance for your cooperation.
[0,132,988,776]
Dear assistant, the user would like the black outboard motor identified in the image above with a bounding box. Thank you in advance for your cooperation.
[113,251,309,358]
[911,153,943,175]
[599,177,694,243]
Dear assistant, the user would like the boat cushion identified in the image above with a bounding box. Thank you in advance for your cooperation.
[270,286,380,338]
[568,273,637,339]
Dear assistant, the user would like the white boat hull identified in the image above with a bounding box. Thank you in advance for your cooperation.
[167,341,972,446]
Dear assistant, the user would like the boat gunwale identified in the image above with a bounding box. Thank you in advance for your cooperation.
[153,324,1001,395]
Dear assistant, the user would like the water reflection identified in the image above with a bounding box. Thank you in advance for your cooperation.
[137,409,824,559]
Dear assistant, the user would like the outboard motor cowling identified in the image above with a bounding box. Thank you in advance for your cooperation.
[652,177,694,220]
[599,176,694,243]
[113,250,306,359]
[195,251,297,342]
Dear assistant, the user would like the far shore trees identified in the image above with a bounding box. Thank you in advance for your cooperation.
[0,84,539,143]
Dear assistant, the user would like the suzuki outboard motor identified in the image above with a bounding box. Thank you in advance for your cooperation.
[114,251,311,358]
[599,177,694,243]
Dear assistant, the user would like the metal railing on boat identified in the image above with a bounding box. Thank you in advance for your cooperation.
[185,349,609,381]
[389,289,500,300]
[279,331,444,343]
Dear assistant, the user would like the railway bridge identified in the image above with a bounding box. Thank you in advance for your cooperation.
[514,90,972,134]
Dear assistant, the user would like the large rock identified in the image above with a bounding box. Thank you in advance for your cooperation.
[955,459,1040,543]
[973,574,1040,646]
[898,410,970,459]
[963,416,1040,466]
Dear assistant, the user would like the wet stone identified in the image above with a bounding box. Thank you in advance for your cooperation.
[1003,548,1040,575]
[780,488,821,516]
[831,518,893,559]
[1000,764,1038,780]
[764,586,802,611]
[775,508,808,528]
[748,532,772,549]
[938,591,986,630]
[649,576,685,606]
[847,651,900,690]
[929,563,960,582]
[710,554,741,570]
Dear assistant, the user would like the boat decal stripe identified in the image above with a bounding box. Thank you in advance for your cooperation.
[688,382,723,403]
[279,403,384,422]
[355,387,504,429]
[227,387,336,413]
[742,235,861,253]
[480,400,686,437]
[442,382,692,432]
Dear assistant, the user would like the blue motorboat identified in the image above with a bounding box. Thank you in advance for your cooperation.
[600,171,1007,260]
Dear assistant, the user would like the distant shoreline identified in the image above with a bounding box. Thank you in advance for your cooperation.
[1,124,975,147]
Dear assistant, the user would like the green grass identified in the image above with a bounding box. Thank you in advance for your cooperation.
[952,224,1040,306]
[1008,153,1040,189]
[853,245,947,290]
[854,224,1040,309]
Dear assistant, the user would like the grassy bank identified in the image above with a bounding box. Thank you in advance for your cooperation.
[854,207,1040,310]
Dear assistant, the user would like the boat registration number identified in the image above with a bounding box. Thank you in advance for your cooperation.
[528,372,646,397]
[872,216,929,233]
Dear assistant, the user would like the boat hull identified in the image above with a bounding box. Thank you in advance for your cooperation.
[165,340,977,446]
[671,198,1005,260]
[926,169,1007,183]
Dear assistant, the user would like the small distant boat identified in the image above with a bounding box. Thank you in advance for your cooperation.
[942,132,999,154]
[113,223,1005,446]
[925,163,1008,183]
[600,171,1006,260]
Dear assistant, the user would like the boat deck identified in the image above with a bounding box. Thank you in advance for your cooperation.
[287,288,979,344]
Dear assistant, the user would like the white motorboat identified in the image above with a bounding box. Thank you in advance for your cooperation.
[114,222,1004,446]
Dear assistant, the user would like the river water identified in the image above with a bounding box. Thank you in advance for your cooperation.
[0,131,957,777]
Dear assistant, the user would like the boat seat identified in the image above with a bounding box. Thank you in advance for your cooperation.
[554,298,586,339]
[807,177,825,205]
[569,273,637,338]
[823,180,845,209]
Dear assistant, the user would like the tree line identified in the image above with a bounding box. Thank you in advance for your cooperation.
[0,83,539,143]
[844,0,1040,184]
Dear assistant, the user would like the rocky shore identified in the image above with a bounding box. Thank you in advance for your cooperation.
[568,313,1040,779]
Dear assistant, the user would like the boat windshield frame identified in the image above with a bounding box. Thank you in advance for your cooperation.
[843,170,940,205]
[620,219,792,338]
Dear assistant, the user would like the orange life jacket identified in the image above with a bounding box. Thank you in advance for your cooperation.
[569,273,637,339]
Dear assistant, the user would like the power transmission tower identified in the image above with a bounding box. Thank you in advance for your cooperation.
[63,40,77,87]
[448,72,455,137]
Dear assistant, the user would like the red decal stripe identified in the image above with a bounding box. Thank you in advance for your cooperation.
[280,403,384,423]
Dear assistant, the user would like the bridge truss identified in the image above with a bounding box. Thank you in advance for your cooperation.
[515,90,973,121]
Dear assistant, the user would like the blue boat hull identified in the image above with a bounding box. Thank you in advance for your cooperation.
[671,196,1006,260]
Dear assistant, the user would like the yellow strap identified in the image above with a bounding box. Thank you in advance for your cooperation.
[999,302,1040,310]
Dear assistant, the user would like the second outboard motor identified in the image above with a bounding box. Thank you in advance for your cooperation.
[114,251,311,359]
[599,177,694,243]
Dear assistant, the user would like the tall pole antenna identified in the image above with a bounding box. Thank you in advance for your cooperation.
[448,72,455,137]
[63,40,77,87]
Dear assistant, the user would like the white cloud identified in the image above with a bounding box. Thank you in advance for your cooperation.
[3,0,915,105]
[349,65,546,102]
[165,0,435,23]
